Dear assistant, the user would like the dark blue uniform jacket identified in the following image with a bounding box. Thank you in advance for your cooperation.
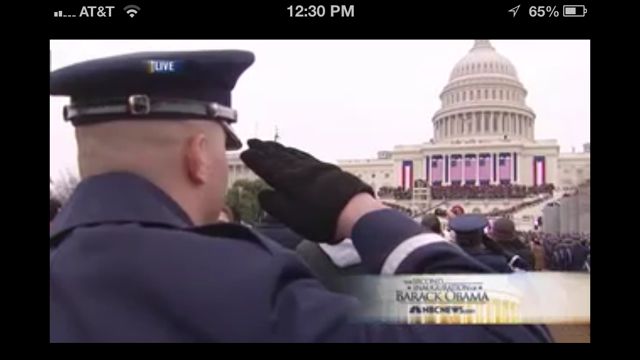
[464,248,513,274]
[50,173,551,342]
[253,220,304,250]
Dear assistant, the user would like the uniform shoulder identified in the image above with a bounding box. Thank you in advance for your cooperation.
[147,223,274,254]
[64,222,275,265]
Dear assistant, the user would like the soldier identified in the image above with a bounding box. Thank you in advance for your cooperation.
[449,214,513,273]
[486,217,534,270]
[50,50,550,342]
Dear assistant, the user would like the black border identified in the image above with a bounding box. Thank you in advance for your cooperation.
[48,0,593,39]
[40,0,606,349]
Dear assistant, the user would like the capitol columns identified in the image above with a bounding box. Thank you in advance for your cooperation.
[518,114,523,137]
[483,112,490,134]
[501,112,507,135]
[492,112,497,134]
[423,155,428,185]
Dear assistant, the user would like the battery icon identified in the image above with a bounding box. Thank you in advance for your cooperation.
[563,5,587,17]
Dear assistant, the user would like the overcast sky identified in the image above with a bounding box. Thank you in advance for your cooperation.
[50,40,590,179]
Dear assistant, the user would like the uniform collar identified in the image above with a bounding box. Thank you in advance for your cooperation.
[50,172,194,240]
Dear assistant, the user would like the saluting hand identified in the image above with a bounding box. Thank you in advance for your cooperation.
[240,139,377,243]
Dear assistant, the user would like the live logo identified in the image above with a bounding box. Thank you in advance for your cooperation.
[147,60,179,73]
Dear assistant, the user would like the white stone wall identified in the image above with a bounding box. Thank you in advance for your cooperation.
[518,153,533,186]
[543,203,561,234]
[543,184,590,234]
[225,153,259,189]
[337,159,395,191]
[577,185,590,233]
[546,155,559,187]
[557,154,590,190]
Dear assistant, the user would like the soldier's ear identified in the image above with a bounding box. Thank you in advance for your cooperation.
[185,133,210,185]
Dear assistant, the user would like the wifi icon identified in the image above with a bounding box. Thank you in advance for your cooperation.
[124,5,141,18]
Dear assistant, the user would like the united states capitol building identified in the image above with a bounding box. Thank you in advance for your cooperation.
[228,40,590,227]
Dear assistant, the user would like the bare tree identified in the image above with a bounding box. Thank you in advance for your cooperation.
[51,169,80,205]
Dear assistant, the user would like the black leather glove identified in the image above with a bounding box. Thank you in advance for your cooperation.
[240,139,374,243]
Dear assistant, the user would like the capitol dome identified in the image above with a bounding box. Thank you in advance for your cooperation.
[449,40,518,81]
[432,40,536,144]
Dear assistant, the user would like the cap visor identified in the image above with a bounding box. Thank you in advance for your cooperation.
[221,121,242,150]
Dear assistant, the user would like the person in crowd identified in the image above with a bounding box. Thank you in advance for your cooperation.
[450,205,465,216]
[420,214,443,236]
[50,50,550,342]
[449,215,512,273]
[254,213,304,250]
[434,208,448,218]
[433,208,453,240]
[549,240,590,272]
[531,236,546,270]
[486,218,535,270]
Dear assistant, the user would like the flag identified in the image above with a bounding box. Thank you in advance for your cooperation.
[431,156,443,183]
[445,156,449,183]
[493,154,497,182]
[499,153,511,181]
[401,161,413,190]
[534,156,546,186]
[451,155,462,182]
[464,155,477,184]
[513,152,518,182]
[479,153,491,182]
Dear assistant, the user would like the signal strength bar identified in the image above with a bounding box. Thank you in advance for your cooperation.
[53,10,76,18]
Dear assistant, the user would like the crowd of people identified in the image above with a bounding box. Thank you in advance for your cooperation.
[213,199,590,273]
[51,180,587,274]
[421,209,590,273]
[377,184,555,201]
[504,230,590,272]
[536,232,590,271]
[431,184,554,200]
[485,193,552,217]
[377,186,413,199]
